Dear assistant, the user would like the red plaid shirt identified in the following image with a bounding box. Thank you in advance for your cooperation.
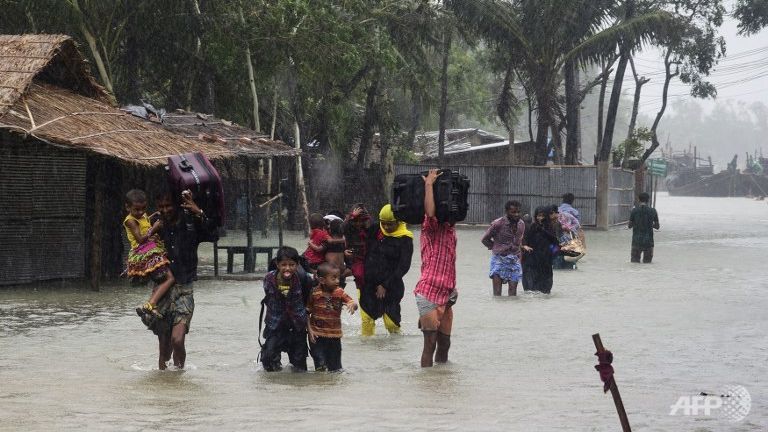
[414,215,456,305]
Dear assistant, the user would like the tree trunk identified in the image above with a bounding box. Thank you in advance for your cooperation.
[599,52,629,162]
[624,56,650,167]
[79,22,114,95]
[241,8,260,132]
[597,69,608,155]
[564,60,580,165]
[437,29,452,165]
[270,80,278,140]
[641,49,678,163]
[294,121,310,236]
[534,93,550,166]
[356,75,380,171]
[599,0,635,162]
[405,88,421,150]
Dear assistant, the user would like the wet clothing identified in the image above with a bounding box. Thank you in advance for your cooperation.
[304,228,330,265]
[631,247,654,263]
[124,214,170,282]
[360,226,414,332]
[146,211,214,335]
[310,336,342,371]
[260,270,312,371]
[416,293,455,335]
[558,203,580,221]
[628,204,659,249]
[261,323,308,372]
[522,221,559,293]
[414,216,457,306]
[147,283,195,335]
[344,221,370,288]
[481,216,525,257]
[262,271,311,333]
[159,212,216,286]
[307,287,355,338]
[489,253,522,282]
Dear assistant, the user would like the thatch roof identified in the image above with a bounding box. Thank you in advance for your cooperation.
[0,34,298,166]
[0,34,111,117]
[126,108,299,158]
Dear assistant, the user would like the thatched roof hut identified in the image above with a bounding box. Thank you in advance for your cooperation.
[0,34,299,287]
[0,34,296,166]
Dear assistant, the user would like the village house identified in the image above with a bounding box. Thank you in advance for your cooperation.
[0,34,298,288]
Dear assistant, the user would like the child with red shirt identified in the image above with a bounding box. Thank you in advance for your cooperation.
[304,213,330,270]
[307,262,358,371]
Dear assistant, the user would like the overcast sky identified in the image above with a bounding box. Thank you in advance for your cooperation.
[632,12,768,116]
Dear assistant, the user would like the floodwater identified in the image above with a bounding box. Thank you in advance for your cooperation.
[1,193,766,431]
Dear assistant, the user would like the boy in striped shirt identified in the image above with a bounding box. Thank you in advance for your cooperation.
[414,169,458,367]
[307,262,358,371]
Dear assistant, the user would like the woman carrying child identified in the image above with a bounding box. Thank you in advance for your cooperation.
[260,247,313,372]
[307,262,358,371]
[359,204,414,336]
[123,189,175,319]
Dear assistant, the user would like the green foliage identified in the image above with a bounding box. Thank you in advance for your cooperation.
[614,126,652,166]
[734,0,768,35]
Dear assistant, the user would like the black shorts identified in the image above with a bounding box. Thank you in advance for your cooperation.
[309,336,342,371]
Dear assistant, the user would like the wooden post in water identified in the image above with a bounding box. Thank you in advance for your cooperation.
[592,333,631,432]
[89,161,105,291]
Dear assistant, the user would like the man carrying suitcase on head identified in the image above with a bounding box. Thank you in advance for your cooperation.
[149,188,217,370]
[414,169,458,367]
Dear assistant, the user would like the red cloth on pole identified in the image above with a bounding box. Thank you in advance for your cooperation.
[594,350,615,393]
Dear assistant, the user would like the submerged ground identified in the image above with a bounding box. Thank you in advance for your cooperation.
[1,193,765,431]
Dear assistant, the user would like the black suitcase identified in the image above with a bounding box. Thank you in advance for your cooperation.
[433,169,470,224]
[391,169,470,224]
[391,173,426,224]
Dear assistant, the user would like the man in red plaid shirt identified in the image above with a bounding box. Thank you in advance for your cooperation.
[414,169,458,367]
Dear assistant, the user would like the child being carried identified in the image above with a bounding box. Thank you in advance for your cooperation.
[123,189,176,320]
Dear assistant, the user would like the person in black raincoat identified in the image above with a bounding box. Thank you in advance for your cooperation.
[522,205,560,294]
[359,204,414,335]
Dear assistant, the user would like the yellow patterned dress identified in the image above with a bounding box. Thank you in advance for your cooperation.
[124,214,170,283]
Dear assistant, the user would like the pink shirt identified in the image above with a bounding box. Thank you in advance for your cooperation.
[414,215,457,305]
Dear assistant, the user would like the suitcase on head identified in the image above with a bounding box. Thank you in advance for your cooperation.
[166,152,225,227]
[391,173,426,225]
[433,169,470,224]
[391,169,470,225]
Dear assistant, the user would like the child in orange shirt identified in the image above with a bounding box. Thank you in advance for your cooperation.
[307,262,357,371]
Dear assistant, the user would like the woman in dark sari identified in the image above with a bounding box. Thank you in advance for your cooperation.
[522,205,560,294]
[359,204,414,335]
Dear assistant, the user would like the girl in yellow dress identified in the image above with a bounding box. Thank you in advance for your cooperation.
[124,189,175,319]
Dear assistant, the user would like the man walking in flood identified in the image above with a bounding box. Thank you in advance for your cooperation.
[481,200,524,296]
[628,192,660,263]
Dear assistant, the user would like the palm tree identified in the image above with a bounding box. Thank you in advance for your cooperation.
[448,0,670,165]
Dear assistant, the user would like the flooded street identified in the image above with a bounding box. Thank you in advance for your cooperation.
[1,193,766,431]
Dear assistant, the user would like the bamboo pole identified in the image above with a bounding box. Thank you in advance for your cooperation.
[592,333,631,432]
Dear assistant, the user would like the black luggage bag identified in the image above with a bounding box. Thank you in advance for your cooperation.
[391,169,470,225]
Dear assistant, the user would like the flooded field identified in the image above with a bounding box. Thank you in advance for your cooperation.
[1,193,766,431]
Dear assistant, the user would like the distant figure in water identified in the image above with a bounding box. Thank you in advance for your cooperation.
[628,192,660,263]
[481,200,524,296]
[415,169,457,367]
[522,206,560,294]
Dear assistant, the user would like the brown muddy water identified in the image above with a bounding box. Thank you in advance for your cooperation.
[1,193,766,431]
